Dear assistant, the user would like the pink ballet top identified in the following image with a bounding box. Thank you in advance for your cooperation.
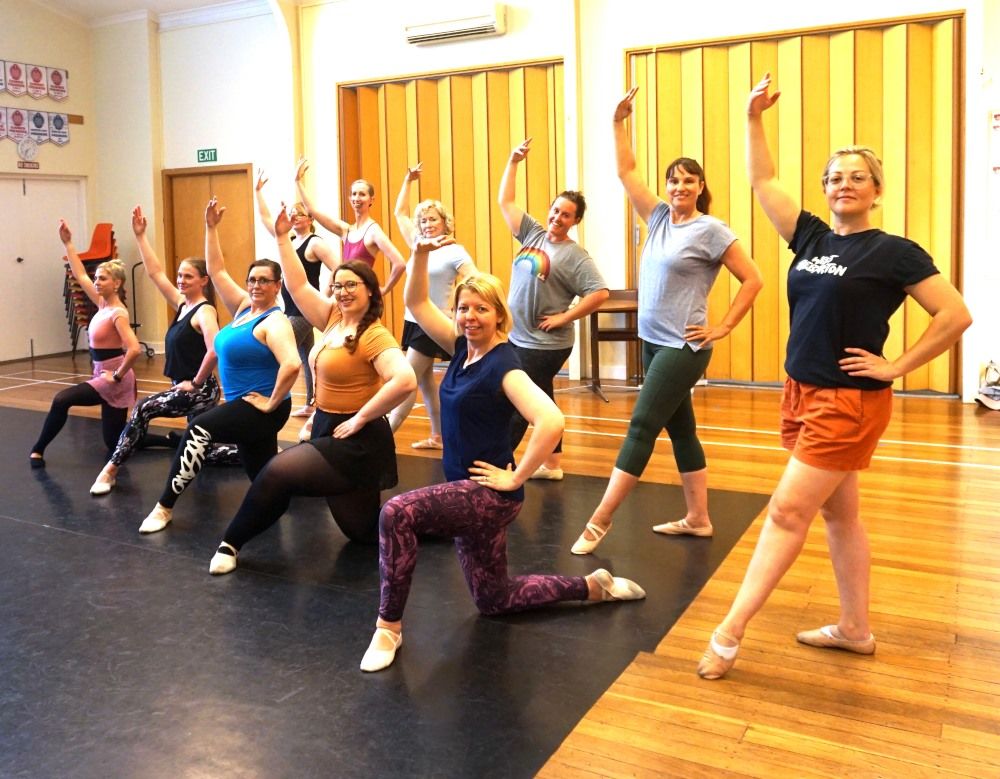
[86,305,136,408]
[88,305,127,349]
[342,223,376,267]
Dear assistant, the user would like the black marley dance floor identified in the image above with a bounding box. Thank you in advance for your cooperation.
[0,406,767,778]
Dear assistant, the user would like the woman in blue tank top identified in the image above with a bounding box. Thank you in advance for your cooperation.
[137,198,301,535]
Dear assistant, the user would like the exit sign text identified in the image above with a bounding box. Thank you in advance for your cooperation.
[197,148,217,163]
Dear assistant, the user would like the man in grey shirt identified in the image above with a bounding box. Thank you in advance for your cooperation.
[497,138,609,480]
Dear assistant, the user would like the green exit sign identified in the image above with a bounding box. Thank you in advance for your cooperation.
[197,148,217,163]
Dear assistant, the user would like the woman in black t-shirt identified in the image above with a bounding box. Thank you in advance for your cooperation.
[697,73,972,681]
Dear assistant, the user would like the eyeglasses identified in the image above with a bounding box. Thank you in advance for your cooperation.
[288,211,307,218]
[824,172,874,188]
[246,277,277,287]
[332,280,362,293]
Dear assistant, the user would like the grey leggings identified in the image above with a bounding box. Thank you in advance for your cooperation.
[614,341,712,476]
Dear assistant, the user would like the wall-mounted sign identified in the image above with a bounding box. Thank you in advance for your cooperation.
[197,148,217,163]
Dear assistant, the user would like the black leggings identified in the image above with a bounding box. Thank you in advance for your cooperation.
[32,382,127,458]
[222,440,380,549]
[158,396,291,508]
[508,344,572,453]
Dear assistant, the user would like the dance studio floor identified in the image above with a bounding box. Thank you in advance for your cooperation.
[0,405,767,778]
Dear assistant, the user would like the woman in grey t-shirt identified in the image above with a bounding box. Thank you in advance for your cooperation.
[571,86,762,555]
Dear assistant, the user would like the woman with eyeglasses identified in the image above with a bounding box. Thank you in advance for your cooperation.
[255,172,340,425]
[88,205,230,496]
[387,163,476,450]
[358,237,644,674]
[30,223,141,469]
[137,198,301,535]
[571,86,762,555]
[206,207,416,573]
[295,158,406,298]
[696,73,971,680]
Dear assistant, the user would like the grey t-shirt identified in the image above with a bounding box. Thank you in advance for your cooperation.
[404,242,474,323]
[637,201,737,349]
[509,213,607,349]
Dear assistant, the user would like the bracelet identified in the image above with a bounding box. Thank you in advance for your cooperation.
[192,378,203,388]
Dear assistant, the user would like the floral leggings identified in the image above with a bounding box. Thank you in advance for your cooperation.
[377,479,588,622]
[108,376,235,466]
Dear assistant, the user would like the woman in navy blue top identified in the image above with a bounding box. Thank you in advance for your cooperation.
[697,73,971,680]
[137,198,301,535]
[359,236,646,673]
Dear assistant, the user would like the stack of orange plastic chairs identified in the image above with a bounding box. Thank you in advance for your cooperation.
[64,223,117,352]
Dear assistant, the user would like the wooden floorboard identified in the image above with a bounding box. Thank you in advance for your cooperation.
[5,352,1000,777]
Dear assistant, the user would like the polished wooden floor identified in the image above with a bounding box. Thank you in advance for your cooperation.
[5,351,1000,778]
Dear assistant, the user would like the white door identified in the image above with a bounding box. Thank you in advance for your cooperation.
[0,176,86,361]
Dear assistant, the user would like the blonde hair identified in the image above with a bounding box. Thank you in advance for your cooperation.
[97,259,127,303]
[822,146,884,208]
[452,273,512,338]
[414,200,455,235]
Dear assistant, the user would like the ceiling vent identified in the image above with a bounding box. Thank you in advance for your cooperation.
[404,2,507,45]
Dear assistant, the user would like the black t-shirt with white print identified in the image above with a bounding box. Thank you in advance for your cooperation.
[785,211,938,390]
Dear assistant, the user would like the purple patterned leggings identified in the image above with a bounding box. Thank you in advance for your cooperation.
[378,480,589,622]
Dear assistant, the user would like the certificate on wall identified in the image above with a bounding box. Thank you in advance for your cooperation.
[28,110,48,142]
[4,62,26,98]
[27,65,47,99]
[49,112,69,144]
[47,68,68,100]
[0,61,6,93]
[6,107,27,140]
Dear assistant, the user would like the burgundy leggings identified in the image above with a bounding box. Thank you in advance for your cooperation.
[377,479,588,622]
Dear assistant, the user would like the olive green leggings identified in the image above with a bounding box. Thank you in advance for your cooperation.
[614,341,712,476]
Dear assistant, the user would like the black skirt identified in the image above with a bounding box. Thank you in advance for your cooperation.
[310,410,398,491]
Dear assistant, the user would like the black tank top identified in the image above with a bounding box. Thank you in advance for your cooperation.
[164,300,209,382]
[281,234,322,318]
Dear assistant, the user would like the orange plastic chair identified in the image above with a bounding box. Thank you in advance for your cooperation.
[77,223,117,261]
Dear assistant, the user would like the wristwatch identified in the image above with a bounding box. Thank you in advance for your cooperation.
[111,370,122,382]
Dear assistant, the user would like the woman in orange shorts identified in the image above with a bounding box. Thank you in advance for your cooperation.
[697,74,972,680]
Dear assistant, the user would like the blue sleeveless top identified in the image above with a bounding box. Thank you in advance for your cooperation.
[214,306,285,402]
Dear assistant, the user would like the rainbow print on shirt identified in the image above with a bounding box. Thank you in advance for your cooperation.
[514,247,551,281]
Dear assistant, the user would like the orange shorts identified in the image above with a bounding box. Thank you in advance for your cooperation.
[780,378,892,471]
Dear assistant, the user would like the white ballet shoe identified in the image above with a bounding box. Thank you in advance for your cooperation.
[209,542,238,575]
[89,474,116,496]
[360,627,403,672]
[139,504,172,534]
[571,521,611,555]
[591,568,645,601]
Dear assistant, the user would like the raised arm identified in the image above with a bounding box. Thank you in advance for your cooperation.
[746,73,799,243]
[58,221,100,306]
[295,158,349,238]
[254,170,276,239]
[403,236,458,355]
[130,205,182,309]
[498,138,530,235]
[684,240,763,347]
[273,207,335,330]
[204,199,250,316]
[305,234,340,274]
[840,274,972,382]
[613,87,659,223]
[393,164,422,248]
[370,225,406,296]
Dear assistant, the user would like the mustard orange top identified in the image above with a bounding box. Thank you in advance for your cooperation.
[312,316,399,413]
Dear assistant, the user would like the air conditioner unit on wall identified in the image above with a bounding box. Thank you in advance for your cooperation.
[404,2,507,45]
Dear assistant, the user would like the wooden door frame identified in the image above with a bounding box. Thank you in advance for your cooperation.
[161,163,255,323]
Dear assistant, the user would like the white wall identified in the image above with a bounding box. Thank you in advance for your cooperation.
[0,0,97,223]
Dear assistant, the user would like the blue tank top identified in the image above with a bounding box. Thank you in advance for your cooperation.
[214,306,285,402]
